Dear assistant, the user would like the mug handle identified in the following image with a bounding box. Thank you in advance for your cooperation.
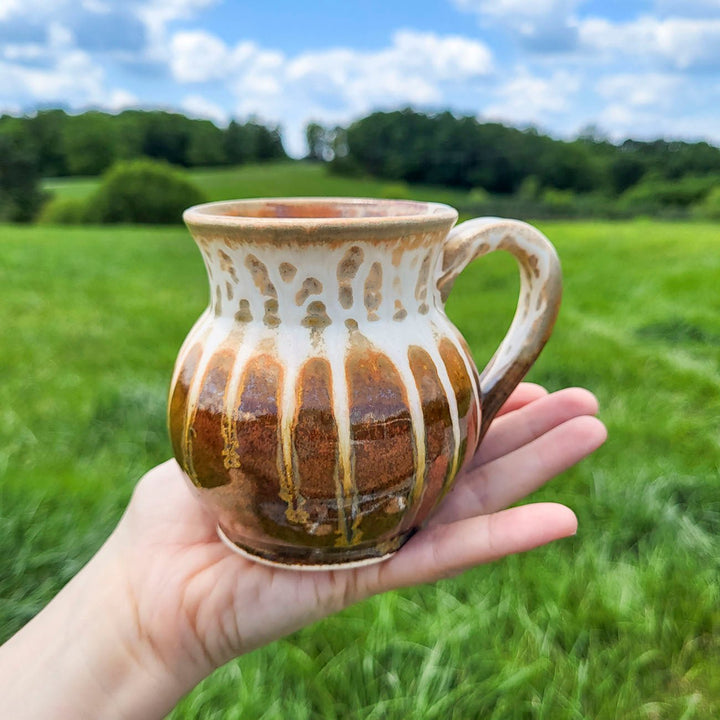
[436,218,563,443]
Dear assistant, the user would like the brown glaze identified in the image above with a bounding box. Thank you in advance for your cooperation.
[263,298,281,328]
[218,249,238,282]
[403,345,455,528]
[233,354,282,483]
[347,335,415,541]
[415,252,432,302]
[245,254,277,298]
[363,261,383,321]
[337,245,364,310]
[188,347,236,489]
[235,299,252,323]
[295,277,323,306]
[279,262,298,282]
[437,336,477,476]
[301,300,332,329]
[229,354,290,538]
[455,332,482,467]
[168,342,201,463]
[293,358,338,499]
[290,358,340,542]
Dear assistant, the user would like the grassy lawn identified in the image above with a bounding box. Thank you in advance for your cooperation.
[42,160,474,207]
[1,215,719,718]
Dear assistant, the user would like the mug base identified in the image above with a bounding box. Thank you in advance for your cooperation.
[216,524,414,571]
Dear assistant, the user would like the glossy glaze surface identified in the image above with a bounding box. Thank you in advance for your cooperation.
[169,198,561,567]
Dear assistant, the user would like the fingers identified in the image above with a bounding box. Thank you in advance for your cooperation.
[495,382,548,417]
[123,459,219,545]
[474,387,600,468]
[368,502,577,592]
[430,415,606,526]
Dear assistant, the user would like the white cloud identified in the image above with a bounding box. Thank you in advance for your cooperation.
[389,29,494,78]
[485,69,581,126]
[280,30,493,111]
[654,0,720,17]
[0,0,22,21]
[579,16,720,69]
[169,28,493,88]
[82,0,112,11]
[0,22,97,103]
[2,43,46,61]
[70,0,222,64]
[134,0,220,31]
[181,93,228,125]
[596,72,682,109]
[0,51,101,106]
[452,0,584,50]
[455,0,720,67]
[143,0,217,15]
[0,18,137,112]
[592,69,720,142]
[165,28,494,154]
[0,0,51,21]
[596,102,720,143]
[170,30,230,82]
[230,46,284,97]
[453,0,582,23]
[107,88,139,110]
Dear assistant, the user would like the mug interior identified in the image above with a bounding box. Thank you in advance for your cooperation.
[185,197,456,223]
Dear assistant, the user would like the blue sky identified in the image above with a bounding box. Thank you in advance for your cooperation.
[1,0,719,155]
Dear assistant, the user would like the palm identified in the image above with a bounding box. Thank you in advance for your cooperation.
[114,384,605,679]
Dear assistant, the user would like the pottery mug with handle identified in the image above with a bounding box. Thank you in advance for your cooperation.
[168,198,562,569]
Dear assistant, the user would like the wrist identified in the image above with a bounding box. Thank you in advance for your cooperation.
[0,534,197,720]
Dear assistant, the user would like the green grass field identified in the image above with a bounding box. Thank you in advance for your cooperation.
[3,167,720,718]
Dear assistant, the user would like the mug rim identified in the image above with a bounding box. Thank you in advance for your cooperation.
[183,196,458,230]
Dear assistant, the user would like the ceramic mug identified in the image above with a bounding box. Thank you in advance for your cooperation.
[168,198,562,569]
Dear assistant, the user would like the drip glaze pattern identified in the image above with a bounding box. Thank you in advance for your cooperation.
[169,198,561,568]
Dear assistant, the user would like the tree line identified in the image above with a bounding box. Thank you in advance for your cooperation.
[0,109,286,221]
[0,109,286,178]
[3,106,720,222]
[310,109,720,217]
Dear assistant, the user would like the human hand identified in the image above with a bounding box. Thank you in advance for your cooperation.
[0,383,605,720]
[110,384,606,682]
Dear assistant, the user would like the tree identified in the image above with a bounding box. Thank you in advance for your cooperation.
[186,121,226,167]
[224,119,286,164]
[305,123,331,161]
[0,132,44,222]
[608,153,646,195]
[141,112,193,166]
[62,112,117,175]
[250,121,286,160]
[223,120,250,165]
[333,109,638,196]
[24,110,69,176]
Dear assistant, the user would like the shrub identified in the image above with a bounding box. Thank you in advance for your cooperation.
[692,185,720,220]
[380,182,412,200]
[541,187,575,210]
[467,187,490,204]
[37,196,89,225]
[87,159,206,224]
[516,175,541,201]
[618,173,720,214]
